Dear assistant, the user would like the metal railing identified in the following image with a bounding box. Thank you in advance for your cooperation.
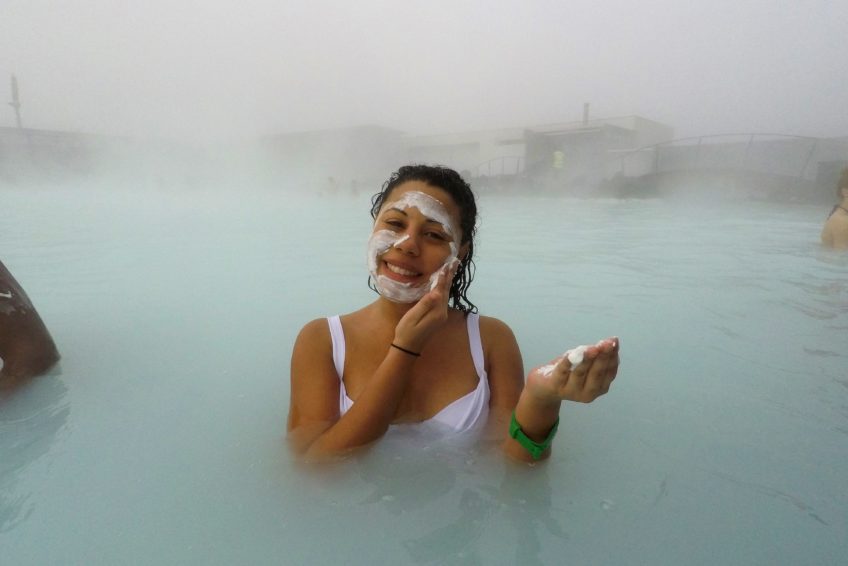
[473,155,524,177]
[607,133,844,181]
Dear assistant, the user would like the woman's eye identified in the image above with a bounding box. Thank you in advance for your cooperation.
[384,219,403,229]
[427,232,447,241]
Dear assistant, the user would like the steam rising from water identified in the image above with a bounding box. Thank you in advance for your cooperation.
[1,1,847,144]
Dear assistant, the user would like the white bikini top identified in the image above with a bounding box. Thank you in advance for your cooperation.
[326,313,490,433]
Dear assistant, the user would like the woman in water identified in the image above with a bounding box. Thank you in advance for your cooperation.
[287,165,620,462]
[821,167,848,249]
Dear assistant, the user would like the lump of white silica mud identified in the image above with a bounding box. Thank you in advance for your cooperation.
[566,345,589,367]
[429,257,460,291]
[537,343,589,377]
[538,362,556,377]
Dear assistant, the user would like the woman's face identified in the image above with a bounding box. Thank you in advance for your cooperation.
[367,181,464,303]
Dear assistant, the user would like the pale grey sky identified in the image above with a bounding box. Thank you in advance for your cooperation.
[1,0,846,142]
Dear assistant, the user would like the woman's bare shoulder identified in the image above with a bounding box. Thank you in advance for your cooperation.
[476,314,524,407]
[293,318,335,357]
[478,314,518,343]
[477,314,522,365]
[823,210,848,248]
[297,317,330,337]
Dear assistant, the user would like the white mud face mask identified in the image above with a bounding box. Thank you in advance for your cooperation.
[367,191,460,303]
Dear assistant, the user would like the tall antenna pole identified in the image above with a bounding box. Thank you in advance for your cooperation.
[9,74,23,129]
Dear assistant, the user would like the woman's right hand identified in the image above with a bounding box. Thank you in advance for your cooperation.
[393,260,459,352]
[525,338,620,404]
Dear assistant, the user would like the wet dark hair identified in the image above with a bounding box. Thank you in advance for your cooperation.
[369,164,478,314]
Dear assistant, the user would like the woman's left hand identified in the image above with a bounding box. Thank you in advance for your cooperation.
[393,260,459,353]
[525,338,620,404]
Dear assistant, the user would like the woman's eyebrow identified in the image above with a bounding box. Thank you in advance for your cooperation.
[384,206,445,226]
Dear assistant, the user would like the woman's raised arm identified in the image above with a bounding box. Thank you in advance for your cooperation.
[287,264,457,461]
[482,316,620,463]
[287,316,426,460]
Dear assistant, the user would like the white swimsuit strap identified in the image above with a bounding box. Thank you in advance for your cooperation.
[327,315,345,378]
[326,316,355,415]
[466,313,485,377]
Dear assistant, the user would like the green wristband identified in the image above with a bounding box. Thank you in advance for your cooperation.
[509,411,559,460]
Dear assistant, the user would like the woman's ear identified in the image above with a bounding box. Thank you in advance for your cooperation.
[458,242,470,261]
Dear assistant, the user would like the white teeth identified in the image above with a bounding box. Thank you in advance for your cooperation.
[386,263,418,277]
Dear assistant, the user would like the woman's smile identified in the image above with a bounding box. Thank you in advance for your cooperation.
[382,259,424,283]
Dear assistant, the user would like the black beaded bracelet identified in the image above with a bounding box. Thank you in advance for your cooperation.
[391,343,421,357]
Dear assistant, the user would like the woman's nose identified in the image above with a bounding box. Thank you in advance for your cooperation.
[393,232,420,255]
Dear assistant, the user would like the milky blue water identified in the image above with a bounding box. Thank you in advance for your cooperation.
[1,183,846,565]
